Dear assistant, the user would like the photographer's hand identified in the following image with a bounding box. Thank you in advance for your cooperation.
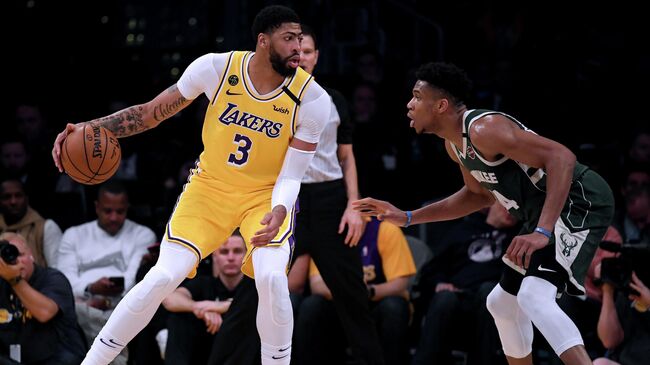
[601,281,615,298]
[0,258,23,283]
[629,272,650,309]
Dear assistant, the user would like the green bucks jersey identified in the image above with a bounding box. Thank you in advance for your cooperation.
[450,109,588,226]
[451,109,614,294]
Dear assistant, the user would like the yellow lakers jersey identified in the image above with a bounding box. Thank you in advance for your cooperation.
[198,51,313,188]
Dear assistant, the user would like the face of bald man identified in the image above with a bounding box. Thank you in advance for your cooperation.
[1,235,35,280]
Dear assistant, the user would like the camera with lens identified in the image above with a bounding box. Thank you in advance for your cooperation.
[0,240,19,265]
[599,241,650,296]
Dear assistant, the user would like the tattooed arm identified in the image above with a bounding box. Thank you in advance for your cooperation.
[88,84,190,137]
[52,84,191,171]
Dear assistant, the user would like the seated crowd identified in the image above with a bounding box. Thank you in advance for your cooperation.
[0,102,648,365]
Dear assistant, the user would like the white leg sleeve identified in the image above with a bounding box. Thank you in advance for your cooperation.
[486,284,534,359]
[81,240,197,365]
[517,276,584,355]
[252,244,292,365]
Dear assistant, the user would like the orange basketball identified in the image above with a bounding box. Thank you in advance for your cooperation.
[61,124,121,185]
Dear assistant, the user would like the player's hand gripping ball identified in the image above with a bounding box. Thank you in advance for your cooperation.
[60,124,121,185]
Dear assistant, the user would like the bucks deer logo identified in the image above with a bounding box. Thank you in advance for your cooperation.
[560,232,578,257]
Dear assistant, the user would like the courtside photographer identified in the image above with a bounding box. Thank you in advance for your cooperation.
[593,241,650,365]
[0,233,85,364]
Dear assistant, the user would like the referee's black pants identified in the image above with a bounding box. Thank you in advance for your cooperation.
[294,179,384,365]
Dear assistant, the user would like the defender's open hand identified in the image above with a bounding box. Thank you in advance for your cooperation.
[352,198,408,227]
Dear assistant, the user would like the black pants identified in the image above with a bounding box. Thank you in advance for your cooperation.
[372,296,411,365]
[295,295,409,365]
[165,311,214,365]
[412,281,504,365]
[294,180,384,365]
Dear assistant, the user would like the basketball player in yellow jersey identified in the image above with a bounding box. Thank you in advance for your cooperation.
[51,6,330,365]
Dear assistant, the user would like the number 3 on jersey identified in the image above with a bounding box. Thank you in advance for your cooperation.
[228,133,252,166]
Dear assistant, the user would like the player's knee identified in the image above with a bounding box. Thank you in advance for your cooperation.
[486,284,514,319]
[516,279,549,319]
[517,276,557,322]
[504,342,533,359]
[127,265,174,313]
[516,292,536,318]
[258,270,292,326]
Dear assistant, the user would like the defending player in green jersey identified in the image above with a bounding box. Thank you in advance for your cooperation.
[354,62,614,365]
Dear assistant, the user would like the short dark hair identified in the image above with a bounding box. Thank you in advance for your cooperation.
[0,132,27,147]
[0,177,24,195]
[251,5,300,40]
[300,24,318,49]
[98,179,127,198]
[415,62,472,106]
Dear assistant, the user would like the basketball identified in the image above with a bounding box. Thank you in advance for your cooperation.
[60,124,121,185]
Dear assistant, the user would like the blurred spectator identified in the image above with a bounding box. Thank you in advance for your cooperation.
[13,104,59,199]
[13,103,57,168]
[0,177,62,267]
[626,129,650,165]
[56,180,155,365]
[613,176,650,245]
[355,48,385,87]
[1,134,58,218]
[294,217,416,365]
[594,271,650,365]
[0,232,86,364]
[412,203,519,365]
[0,138,28,181]
[352,82,405,205]
[617,162,650,208]
[14,104,52,151]
[162,232,246,365]
[620,164,650,200]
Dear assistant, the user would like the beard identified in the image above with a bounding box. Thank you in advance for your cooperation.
[269,47,297,77]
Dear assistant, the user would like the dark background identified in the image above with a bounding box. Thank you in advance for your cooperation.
[7,0,649,211]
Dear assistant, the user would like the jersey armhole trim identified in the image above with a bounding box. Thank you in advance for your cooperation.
[290,73,314,135]
[211,51,235,105]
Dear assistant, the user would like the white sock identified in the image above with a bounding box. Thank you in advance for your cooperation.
[81,330,127,365]
[261,341,292,365]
